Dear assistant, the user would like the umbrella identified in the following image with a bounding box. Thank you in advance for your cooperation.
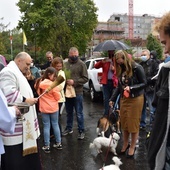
[93,40,130,52]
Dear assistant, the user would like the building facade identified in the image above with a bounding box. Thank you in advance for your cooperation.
[88,13,160,58]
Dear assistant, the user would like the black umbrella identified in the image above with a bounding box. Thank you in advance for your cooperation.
[93,40,130,52]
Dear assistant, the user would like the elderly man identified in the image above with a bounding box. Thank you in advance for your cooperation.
[139,49,159,130]
[147,12,170,170]
[40,51,54,70]
[0,52,41,170]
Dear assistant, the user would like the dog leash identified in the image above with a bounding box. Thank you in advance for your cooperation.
[105,94,120,132]
[108,94,120,118]
[112,94,120,111]
[102,132,114,169]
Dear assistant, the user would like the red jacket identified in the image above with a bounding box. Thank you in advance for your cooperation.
[94,60,118,87]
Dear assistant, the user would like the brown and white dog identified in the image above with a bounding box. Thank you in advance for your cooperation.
[96,109,121,138]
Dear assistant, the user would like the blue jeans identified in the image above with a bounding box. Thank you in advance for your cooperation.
[65,94,84,133]
[140,95,146,127]
[41,111,61,146]
[140,92,155,128]
[102,80,115,115]
[146,92,156,125]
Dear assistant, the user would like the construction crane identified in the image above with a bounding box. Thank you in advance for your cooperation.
[129,0,134,39]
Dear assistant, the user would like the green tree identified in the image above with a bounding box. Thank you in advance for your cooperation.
[17,0,98,58]
[146,33,163,59]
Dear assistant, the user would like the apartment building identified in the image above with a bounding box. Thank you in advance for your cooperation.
[88,13,160,57]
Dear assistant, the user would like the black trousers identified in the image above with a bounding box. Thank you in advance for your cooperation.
[1,142,42,170]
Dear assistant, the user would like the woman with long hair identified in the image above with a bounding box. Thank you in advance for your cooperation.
[109,50,146,158]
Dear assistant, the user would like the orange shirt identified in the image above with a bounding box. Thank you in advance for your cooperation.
[38,79,61,113]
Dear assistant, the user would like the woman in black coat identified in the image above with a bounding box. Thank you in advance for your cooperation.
[109,50,146,158]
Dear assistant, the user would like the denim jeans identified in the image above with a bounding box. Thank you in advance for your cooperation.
[41,111,61,146]
[140,92,155,128]
[145,92,156,125]
[140,95,146,127]
[65,94,84,133]
[102,80,115,115]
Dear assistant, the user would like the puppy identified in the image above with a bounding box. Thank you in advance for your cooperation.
[89,132,120,155]
[96,110,121,137]
[99,156,122,170]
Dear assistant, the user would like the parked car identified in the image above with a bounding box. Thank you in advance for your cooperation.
[83,57,104,102]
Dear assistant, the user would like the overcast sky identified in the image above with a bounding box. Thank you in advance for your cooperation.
[0,0,170,30]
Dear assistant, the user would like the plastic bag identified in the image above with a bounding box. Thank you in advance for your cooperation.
[65,85,76,98]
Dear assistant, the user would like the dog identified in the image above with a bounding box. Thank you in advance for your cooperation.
[99,156,122,170]
[89,132,120,155]
[96,109,121,138]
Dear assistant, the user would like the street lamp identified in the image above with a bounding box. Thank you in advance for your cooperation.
[31,23,37,63]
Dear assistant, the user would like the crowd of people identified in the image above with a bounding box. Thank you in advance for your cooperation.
[1,11,170,170]
[0,47,88,170]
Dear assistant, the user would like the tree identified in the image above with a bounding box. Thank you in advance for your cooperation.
[17,0,98,58]
[146,33,163,59]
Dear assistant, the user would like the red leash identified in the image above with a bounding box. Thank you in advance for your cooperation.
[102,132,114,169]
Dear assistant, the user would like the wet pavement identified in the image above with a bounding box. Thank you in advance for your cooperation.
[38,92,150,170]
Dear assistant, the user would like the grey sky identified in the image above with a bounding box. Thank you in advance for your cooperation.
[94,0,170,21]
[0,0,170,29]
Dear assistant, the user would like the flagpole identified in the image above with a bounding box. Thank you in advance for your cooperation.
[23,44,25,51]
[10,31,13,60]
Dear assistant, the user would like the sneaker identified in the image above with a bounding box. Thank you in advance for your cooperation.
[42,146,50,153]
[77,132,85,140]
[62,129,73,136]
[53,143,62,150]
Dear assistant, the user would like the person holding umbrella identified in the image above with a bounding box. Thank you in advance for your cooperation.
[94,50,118,115]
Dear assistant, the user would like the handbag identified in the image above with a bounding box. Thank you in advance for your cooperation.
[123,90,129,98]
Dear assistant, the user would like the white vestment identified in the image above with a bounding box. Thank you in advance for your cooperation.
[0,89,16,154]
[0,61,40,156]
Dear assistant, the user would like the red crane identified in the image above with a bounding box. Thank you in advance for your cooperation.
[129,0,134,39]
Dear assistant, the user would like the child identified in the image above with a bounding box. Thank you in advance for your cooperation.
[25,69,39,114]
[36,67,62,153]
[51,57,66,115]
[51,57,66,136]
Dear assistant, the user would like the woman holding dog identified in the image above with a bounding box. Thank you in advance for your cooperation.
[109,50,146,158]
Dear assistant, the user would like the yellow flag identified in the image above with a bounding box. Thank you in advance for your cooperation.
[23,31,27,46]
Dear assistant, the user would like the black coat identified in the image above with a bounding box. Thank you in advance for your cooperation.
[147,63,170,169]
[140,58,160,93]
[110,62,146,102]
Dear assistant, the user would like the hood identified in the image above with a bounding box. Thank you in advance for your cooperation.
[39,79,53,90]
[150,50,157,59]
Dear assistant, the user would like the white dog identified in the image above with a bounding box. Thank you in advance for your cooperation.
[99,156,122,170]
[89,132,120,155]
